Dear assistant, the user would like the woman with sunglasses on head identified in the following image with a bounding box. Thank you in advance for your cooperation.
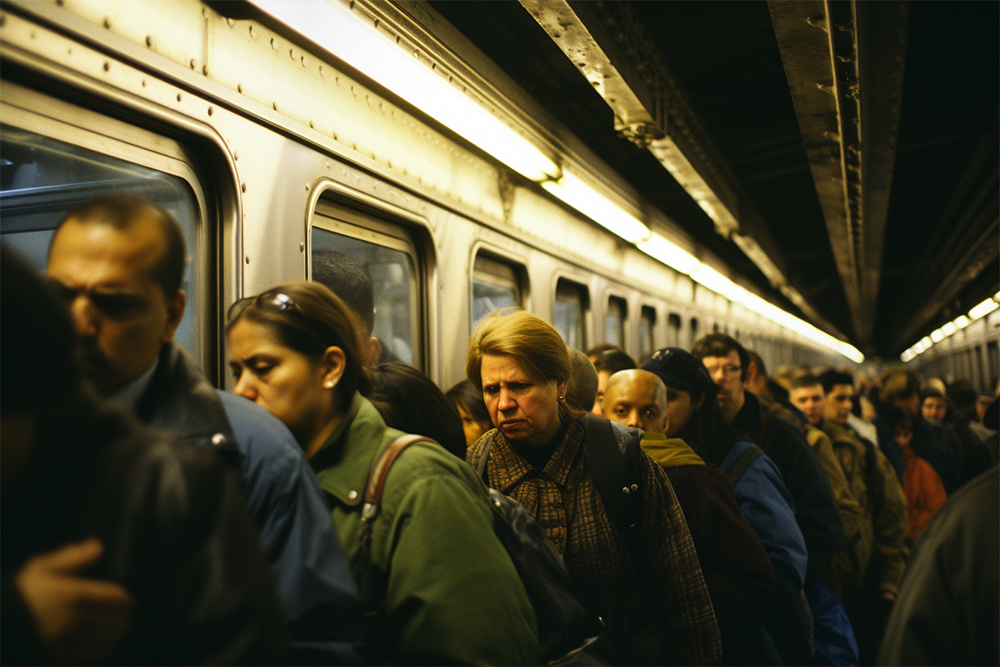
[226,282,539,665]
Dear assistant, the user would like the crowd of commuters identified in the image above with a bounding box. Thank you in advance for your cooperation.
[2,192,997,665]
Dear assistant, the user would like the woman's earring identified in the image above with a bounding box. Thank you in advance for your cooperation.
[324,381,334,389]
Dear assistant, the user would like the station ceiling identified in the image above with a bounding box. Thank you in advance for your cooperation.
[428,0,999,360]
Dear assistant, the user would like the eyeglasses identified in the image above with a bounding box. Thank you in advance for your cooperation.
[702,362,741,378]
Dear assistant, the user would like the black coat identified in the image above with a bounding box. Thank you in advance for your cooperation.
[1,394,289,665]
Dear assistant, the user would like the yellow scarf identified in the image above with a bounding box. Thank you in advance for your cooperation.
[640,431,706,468]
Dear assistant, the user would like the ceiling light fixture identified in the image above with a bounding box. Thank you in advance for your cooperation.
[248,0,560,182]
[542,172,651,243]
[969,297,999,321]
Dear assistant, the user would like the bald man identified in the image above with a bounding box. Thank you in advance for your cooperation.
[603,369,776,664]
[601,369,668,433]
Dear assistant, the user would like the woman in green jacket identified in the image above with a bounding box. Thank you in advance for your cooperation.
[226,282,539,665]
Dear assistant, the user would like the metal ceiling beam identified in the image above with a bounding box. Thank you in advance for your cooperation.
[769,0,908,353]
[518,0,847,340]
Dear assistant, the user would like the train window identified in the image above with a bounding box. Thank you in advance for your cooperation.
[0,119,206,366]
[311,216,421,368]
[554,278,588,350]
[690,318,700,348]
[667,313,682,347]
[605,296,627,349]
[639,306,656,360]
[472,255,521,328]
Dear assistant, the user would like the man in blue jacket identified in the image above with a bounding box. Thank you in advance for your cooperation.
[45,193,363,663]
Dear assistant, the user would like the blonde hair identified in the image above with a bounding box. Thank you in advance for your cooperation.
[466,309,571,391]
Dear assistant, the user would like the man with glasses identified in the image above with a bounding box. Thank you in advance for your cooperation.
[692,335,847,661]
[692,335,842,583]
[46,193,363,664]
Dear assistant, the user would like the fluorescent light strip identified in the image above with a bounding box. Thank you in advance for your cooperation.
[969,297,999,321]
[637,232,701,275]
[542,172,651,244]
[902,297,999,362]
[249,0,864,363]
[636,236,863,363]
[249,0,559,182]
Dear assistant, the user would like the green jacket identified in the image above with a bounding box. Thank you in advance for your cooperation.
[820,418,909,598]
[802,424,867,597]
[311,393,540,665]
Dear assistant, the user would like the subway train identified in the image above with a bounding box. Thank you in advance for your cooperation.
[1,0,997,393]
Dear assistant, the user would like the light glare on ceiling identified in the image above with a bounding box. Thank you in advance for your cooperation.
[248,0,559,181]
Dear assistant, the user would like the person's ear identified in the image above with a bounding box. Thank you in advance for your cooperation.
[321,346,347,390]
[162,290,187,342]
[364,336,382,366]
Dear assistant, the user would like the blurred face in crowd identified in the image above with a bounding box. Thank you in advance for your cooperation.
[921,396,948,423]
[824,384,854,424]
[700,350,744,421]
[789,384,825,425]
[456,403,490,448]
[228,318,343,456]
[603,370,668,434]
[893,425,913,450]
[663,386,704,439]
[592,370,613,417]
[46,217,185,396]
[480,354,567,447]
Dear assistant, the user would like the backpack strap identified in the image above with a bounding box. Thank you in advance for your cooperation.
[474,430,497,480]
[724,443,765,487]
[579,414,649,602]
[354,434,436,603]
[580,414,644,547]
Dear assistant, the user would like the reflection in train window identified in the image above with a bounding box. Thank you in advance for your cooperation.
[554,278,588,351]
[311,224,420,368]
[605,296,627,348]
[0,125,204,365]
[472,254,521,328]
[667,313,682,347]
[639,306,656,361]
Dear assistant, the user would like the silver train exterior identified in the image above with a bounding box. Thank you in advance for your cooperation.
[2,0,991,390]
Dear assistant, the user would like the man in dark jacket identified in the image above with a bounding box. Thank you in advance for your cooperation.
[1,245,288,664]
[692,334,844,583]
[45,193,363,663]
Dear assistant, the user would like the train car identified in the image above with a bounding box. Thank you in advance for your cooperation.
[1,0,995,393]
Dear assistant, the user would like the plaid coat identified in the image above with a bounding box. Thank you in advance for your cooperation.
[468,414,722,665]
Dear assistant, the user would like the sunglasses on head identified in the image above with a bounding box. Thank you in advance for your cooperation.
[227,289,305,322]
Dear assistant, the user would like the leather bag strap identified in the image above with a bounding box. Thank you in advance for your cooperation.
[363,434,436,511]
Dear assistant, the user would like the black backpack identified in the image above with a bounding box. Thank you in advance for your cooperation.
[356,418,645,665]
